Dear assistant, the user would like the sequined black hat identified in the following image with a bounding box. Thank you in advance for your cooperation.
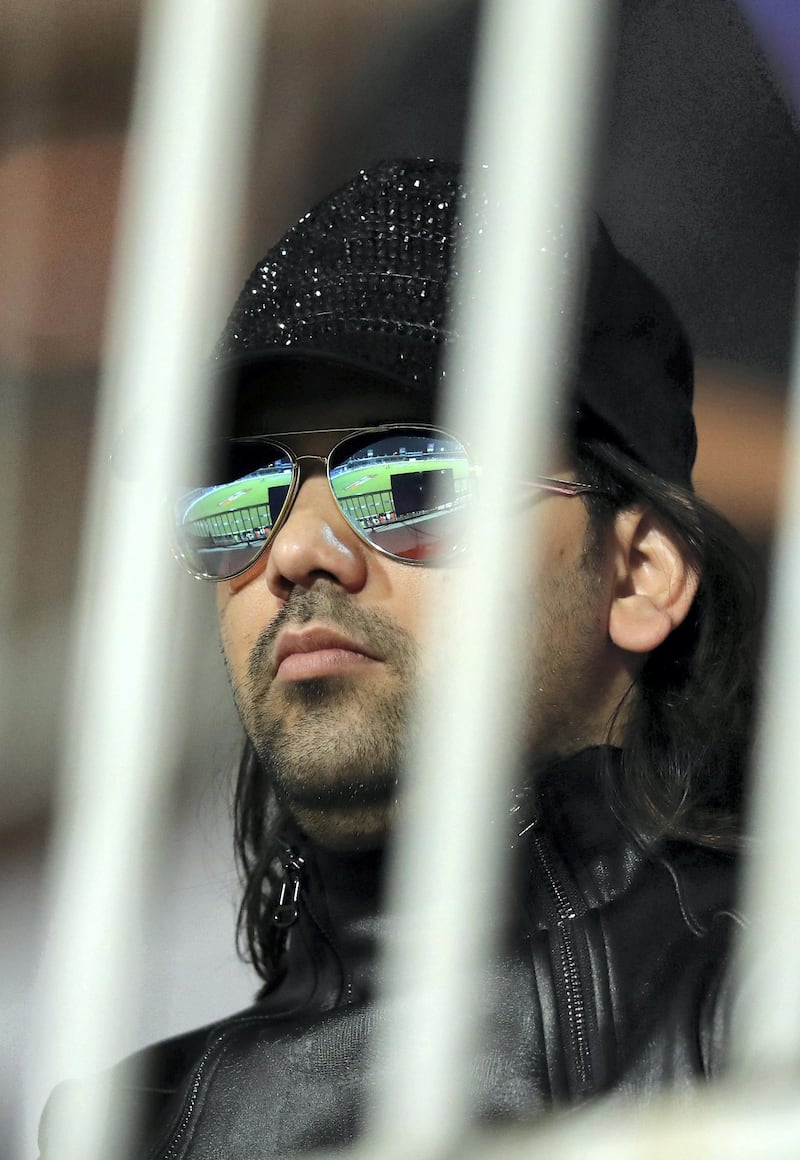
[215,158,696,486]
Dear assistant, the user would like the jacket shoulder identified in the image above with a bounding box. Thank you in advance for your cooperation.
[37,1008,261,1159]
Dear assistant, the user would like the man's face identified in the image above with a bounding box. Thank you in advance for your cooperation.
[217,366,618,849]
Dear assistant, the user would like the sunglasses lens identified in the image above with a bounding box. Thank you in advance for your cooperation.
[174,442,293,579]
[330,428,473,561]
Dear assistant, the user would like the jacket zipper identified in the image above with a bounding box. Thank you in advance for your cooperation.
[271,849,304,927]
[530,829,592,1094]
[154,1014,267,1160]
[273,846,352,1003]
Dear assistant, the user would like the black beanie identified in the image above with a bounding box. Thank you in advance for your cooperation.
[214,158,696,487]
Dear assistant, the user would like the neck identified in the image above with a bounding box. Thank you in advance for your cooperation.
[288,801,398,851]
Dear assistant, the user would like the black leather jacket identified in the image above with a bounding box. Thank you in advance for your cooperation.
[39,748,741,1158]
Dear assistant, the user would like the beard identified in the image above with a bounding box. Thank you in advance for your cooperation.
[229,584,420,816]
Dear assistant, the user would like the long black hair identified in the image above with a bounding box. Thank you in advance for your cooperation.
[233,439,762,984]
[574,436,761,851]
[233,742,289,986]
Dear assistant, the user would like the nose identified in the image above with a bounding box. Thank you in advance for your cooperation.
[263,473,370,600]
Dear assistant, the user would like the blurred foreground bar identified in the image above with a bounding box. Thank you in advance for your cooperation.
[367,3,613,1158]
[731,273,800,1075]
[32,2,265,1158]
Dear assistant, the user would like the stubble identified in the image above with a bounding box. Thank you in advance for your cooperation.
[229,585,420,816]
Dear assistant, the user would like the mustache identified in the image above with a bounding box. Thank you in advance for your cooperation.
[246,584,417,688]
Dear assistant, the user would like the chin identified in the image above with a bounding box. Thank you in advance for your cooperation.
[273,769,401,811]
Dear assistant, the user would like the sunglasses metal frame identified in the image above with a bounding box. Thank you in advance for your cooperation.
[175,423,613,581]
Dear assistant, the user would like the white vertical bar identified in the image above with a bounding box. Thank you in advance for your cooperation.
[368,3,612,1158]
[27,3,265,1159]
[731,264,800,1074]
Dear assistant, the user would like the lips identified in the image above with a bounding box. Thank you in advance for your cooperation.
[273,625,381,679]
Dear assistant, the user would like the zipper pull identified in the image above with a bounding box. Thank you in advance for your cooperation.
[271,850,304,928]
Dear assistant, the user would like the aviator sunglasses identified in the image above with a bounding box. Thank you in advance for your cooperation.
[173,424,611,580]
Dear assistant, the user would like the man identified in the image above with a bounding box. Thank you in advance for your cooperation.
[40,159,757,1157]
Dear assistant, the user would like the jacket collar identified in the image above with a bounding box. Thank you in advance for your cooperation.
[272,828,386,1008]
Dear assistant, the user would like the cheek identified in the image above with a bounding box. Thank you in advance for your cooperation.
[529,504,592,578]
[385,566,454,644]
[216,579,270,678]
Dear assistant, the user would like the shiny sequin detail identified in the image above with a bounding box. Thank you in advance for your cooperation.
[214,161,465,393]
[213,160,574,401]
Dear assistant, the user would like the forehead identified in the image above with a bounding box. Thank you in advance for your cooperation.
[229,361,431,437]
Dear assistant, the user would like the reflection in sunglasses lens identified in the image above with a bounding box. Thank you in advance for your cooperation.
[330,431,472,561]
[174,429,474,577]
[175,442,292,578]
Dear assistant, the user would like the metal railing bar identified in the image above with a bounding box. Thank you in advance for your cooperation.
[25,2,266,1158]
[731,257,800,1074]
[366,2,614,1158]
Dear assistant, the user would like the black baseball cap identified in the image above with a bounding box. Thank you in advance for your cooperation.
[213,158,696,487]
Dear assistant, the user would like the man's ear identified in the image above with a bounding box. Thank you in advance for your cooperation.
[608,507,699,654]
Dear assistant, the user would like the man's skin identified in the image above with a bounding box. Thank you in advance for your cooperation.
[217,364,698,851]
